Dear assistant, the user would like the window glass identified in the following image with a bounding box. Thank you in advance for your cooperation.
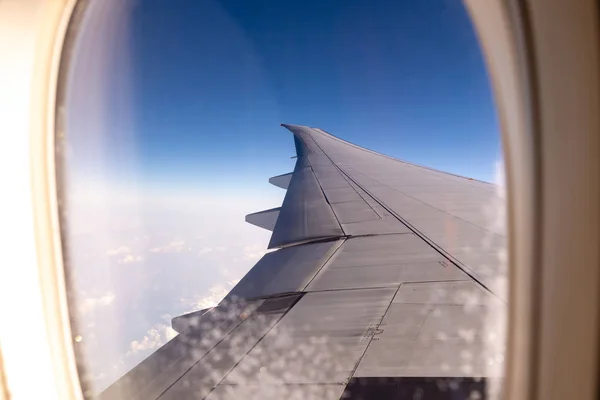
[57,0,507,398]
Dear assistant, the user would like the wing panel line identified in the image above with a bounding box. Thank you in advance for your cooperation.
[199,295,304,400]
[306,129,502,300]
[313,127,494,187]
[301,238,345,290]
[345,285,401,384]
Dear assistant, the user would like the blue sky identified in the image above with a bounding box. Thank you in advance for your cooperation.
[69,0,499,189]
[63,0,501,393]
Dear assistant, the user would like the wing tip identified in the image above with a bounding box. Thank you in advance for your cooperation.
[280,123,301,129]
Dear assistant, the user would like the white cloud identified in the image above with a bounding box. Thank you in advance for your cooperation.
[198,247,213,255]
[232,244,269,262]
[149,239,187,253]
[106,246,130,256]
[180,279,240,311]
[63,189,283,391]
[117,254,143,264]
[126,324,178,357]
[106,245,144,264]
[242,244,267,261]
[80,292,116,314]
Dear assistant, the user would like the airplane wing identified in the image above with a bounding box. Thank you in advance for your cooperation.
[99,124,505,400]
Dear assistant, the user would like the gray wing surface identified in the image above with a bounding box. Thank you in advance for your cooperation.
[100,125,505,400]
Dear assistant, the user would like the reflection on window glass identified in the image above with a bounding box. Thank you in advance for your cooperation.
[58,0,506,398]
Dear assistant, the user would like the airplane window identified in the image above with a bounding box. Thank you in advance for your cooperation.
[56,0,507,399]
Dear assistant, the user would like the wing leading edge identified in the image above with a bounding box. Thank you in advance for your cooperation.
[100,125,505,400]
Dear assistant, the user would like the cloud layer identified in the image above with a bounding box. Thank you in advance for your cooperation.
[65,188,283,393]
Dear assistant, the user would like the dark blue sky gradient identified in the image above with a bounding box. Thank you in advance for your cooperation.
[77,0,500,188]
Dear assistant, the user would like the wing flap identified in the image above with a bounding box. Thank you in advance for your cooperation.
[268,172,293,189]
[221,287,398,385]
[222,239,343,303]
[245,207,280,231]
